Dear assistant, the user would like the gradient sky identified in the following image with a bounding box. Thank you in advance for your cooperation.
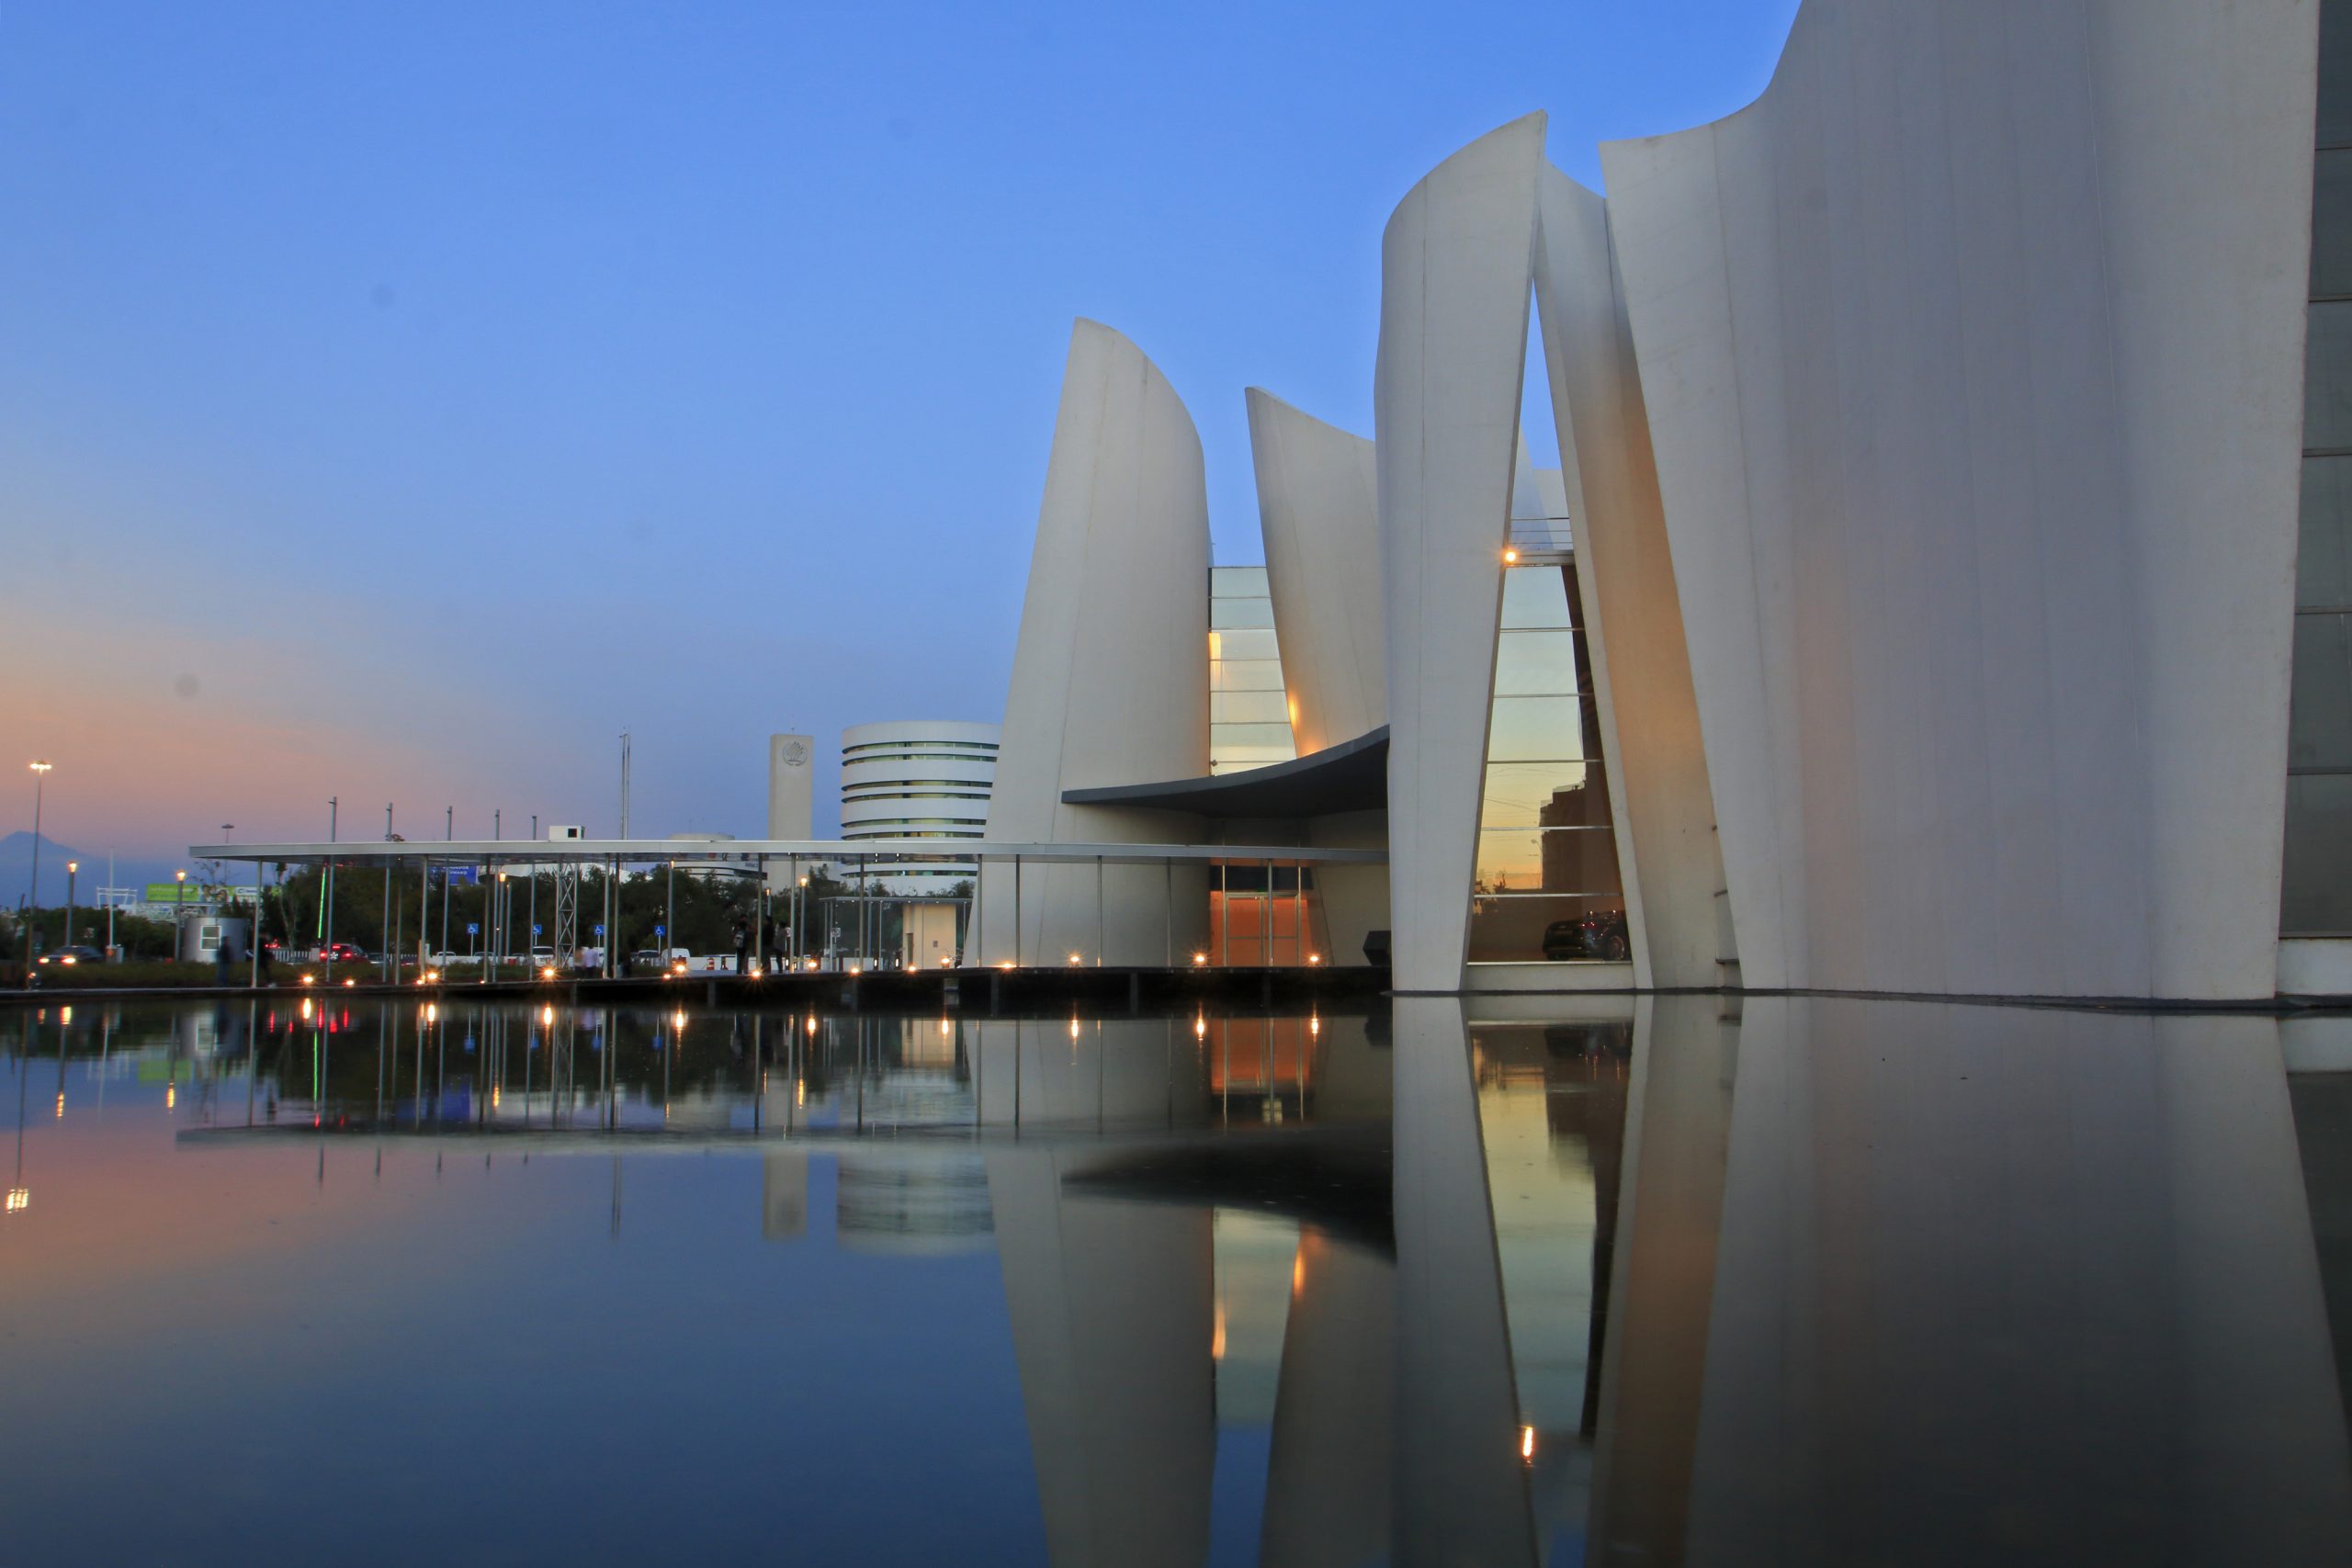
[1,0,1797,865]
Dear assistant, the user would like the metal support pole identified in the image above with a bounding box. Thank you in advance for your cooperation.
[1164,857,1173,967]
[1095,855,1104,966]
[1219,861,1229,968]
[324,797,337,962]
[418,859,430,976]
[1296,859,1306,964]
[379,807,393,986]
[1012,855,1023,970]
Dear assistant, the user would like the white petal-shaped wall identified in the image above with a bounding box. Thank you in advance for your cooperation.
[1246,388,1385,756]
[1376,113,1546,994]
[1532,165,1728,991]
[1602,0,2315,998]
[976,319,1213,964]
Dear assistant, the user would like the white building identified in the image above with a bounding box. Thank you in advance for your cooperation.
[969,0,2346,1003]
[839,721,1000,894]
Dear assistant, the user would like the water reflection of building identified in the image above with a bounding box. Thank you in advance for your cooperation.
[836,1151,993,1256]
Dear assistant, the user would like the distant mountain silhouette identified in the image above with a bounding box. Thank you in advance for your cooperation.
[0,831,188,907]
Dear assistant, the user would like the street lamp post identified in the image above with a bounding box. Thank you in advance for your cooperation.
[174,870,188,963]
[323,797,337,964]
[22,761,52,978]
[63,862,75,957]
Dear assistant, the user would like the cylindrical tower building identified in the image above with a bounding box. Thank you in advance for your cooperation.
[839,721,1001,893]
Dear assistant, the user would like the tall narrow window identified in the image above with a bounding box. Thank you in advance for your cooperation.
[1210,566,1298,774]
[1467,559,1626,963]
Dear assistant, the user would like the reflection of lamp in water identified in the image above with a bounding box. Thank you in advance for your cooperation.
[300,997,313,1020]
[672,1011,686,1033]
[1069,1017,1080,1041]
[1195,1014,1207,1041]
[939,1018,952,1038]
[1520,1425,1536,1464]
[1309,1013,1321,1037]
[540,1005,554,1027]
[805,1015,817,1035]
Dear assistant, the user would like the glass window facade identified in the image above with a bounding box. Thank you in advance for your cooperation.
[2287,0,2352,932]
[1209,567,1298,774]
[1468,562,1626,964]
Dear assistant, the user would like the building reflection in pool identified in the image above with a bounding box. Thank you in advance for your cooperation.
[6,996,2352,1565]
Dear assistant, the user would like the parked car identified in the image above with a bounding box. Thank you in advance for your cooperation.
[1542,908,1630,962]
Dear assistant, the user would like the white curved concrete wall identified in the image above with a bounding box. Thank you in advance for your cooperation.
[1601,0,2316,999]
[1246,389,1385,756]
[1376,114,1546,994]
[1532,166,1727,990]
[975,320,1213,964]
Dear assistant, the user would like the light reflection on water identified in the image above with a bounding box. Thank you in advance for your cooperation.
[2,997,2350,1565]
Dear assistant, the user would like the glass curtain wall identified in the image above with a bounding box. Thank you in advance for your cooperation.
[1210,566,1298,775]
[2286,0,2352,931]
[1467,560,1627,963]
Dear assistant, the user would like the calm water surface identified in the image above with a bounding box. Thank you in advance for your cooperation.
[3,995,2350,1565]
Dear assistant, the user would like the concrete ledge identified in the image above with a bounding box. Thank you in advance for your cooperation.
[2278,938,2352,998]
[1460,961,1636,994]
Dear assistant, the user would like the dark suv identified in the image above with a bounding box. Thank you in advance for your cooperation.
[1543,908,1630,962]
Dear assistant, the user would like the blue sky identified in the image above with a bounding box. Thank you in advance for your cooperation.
[0,0,1796,858]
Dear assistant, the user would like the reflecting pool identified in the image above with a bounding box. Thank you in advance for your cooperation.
[2,996,2350,1564]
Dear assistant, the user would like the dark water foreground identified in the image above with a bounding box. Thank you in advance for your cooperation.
[2,995,2350,1566]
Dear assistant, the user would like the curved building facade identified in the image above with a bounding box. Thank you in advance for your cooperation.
[839,720,1000,893]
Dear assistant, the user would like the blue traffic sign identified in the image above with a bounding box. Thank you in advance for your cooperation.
[532,923,542,935]
[594,923,605,937]
[466,922,479,935]
[654,924,665,937]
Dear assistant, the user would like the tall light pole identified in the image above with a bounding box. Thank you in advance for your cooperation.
[323,797,337,961]
[174,869,188,962]
[63,862,75,954]
[23,761,51,976]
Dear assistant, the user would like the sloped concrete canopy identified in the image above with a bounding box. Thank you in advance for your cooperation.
[1062,726,1388,819]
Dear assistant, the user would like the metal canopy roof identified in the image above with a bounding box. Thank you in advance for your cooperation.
[185,837,1384,867]
[1060,726,1388,819]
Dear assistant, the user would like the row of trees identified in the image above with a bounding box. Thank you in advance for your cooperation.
[0,906,185,960]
